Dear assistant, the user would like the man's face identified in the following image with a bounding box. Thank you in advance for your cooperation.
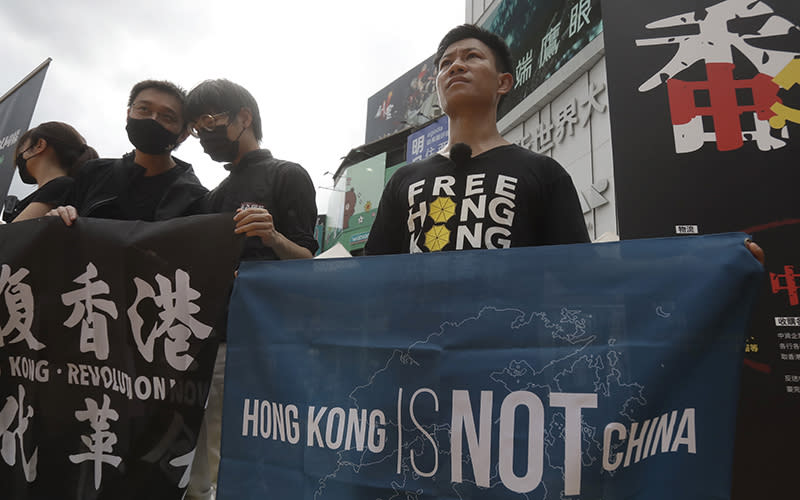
[435,38,510,115]
[128,88,185,135]
[188,108,251,163]
[188,110,231,137]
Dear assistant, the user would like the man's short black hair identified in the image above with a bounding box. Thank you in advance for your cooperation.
[434,24,514,75]
[127,80,188,129]
[128,80,186,107]
[184,79,263,142]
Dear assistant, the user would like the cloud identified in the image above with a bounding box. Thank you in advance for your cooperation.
[0,0,465,212]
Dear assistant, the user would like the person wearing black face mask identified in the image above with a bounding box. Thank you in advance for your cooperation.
[182,79,318,500]
[3,121,98,223]
[48,79,208,226]
[184,79,318,261]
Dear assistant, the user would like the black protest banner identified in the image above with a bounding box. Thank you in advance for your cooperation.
[0,60,50,201]
[601,0,800,497]
[0,214,241,500]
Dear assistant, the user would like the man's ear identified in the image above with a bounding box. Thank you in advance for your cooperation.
[237,107,253,129]
[34,137,48,153]
[497,72,514,96]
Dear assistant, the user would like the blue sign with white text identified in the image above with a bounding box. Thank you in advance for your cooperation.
[220,233,762,499]
[406,116,449,164]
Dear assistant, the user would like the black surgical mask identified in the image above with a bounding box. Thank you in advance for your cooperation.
[15,146,38,184]
[126,117,180,154]
[199,124,246,164]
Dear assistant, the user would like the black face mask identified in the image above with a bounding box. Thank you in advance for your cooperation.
[199,124,246,164]
[126,117,180,154]
[15,145,38,184]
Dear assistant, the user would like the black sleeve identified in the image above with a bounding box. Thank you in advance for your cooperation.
[67,159,106,212]
[365,174,405,255]
[276,163,319,254]
[28,176,74,206]
[539,160,591,245]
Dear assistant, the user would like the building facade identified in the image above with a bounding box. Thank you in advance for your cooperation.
[323,0,617,253]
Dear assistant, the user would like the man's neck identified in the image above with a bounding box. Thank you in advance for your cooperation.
[231,136,261,166]
[134,150,176,176]
[444,109,510,157]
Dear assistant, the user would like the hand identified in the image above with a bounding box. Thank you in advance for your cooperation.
[233,207,278,247]
[46,205,78,226]
[745,239,765,266]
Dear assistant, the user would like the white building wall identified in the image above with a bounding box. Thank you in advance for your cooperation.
[503,57,614,241]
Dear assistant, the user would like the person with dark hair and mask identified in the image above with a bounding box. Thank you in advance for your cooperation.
[184,78,318,261]
[4,121,98,223]
[181,78,317,500]
[49,79,207,224]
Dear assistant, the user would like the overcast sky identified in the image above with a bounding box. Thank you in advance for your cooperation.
[0,0,465,213]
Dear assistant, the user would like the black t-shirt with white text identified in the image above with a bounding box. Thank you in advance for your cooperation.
[365,144,589,254]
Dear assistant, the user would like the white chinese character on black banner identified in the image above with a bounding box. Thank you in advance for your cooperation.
[69,394,121,490]
[636,0,798,152]
[515,49,534,88]
[569,0,592,37]
[0,385,38,482]
[128,270,212,371]
[61,263,119,360]
[0,264,43,351]
[538,23,561,68]
[169,448,195,488]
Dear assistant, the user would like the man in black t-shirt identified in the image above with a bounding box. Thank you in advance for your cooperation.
[181,79,317,500]
[184,79,318,260]
[366,25,589,255]
[50,79,207,224]
[367,146,589,253]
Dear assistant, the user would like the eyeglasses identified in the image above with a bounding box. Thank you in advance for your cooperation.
[129,102,180,127]
[188,112,231,137]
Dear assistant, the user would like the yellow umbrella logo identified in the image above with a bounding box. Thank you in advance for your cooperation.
[425,225,451,252]
[428,197,456,224]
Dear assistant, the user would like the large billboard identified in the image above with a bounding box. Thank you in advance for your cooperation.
[481,0,602,120]
[602,0,800,497]
[365,55,440,144]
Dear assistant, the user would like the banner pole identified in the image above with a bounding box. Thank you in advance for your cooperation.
[0,58,52,106]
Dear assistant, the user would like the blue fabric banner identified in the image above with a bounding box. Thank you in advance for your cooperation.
[220,233,763,499]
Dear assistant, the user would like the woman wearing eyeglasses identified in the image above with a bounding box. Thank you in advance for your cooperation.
[4,121,98,223]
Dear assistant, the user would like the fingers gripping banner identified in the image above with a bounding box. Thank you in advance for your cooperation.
[220,234,763,500]
[0,214,241,499]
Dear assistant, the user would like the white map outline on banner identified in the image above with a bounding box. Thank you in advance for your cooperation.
[314,306,649,500]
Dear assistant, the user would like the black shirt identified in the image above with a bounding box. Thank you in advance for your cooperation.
[198,149,319,260]
[2,176,74,223]
[123,166,182,221]
[70,152,207,221]
[365,144,590,254]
